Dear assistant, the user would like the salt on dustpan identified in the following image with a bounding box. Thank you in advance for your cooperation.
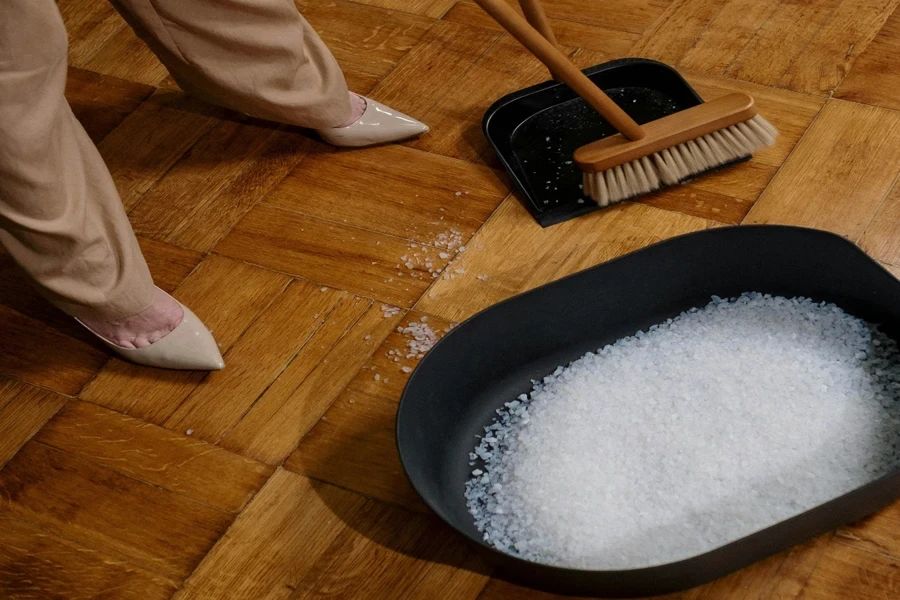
[465,293,900,569]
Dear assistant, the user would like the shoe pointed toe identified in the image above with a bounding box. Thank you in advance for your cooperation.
[318,97,428,147]
[78,289,225,371]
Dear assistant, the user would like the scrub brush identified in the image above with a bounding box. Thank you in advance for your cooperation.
[477,0,778,206]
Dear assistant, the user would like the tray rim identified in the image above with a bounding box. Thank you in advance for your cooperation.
[396,224,900,594]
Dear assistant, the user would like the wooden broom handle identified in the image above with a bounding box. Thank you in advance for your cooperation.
[475,0,645,141]
[518,0,558,46]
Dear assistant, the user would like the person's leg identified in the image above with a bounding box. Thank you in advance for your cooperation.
[109,0,426,144]
[108,0,354,128]
[0,0,181,349]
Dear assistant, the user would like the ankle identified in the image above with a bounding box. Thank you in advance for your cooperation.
[335,93,367,128]
[81,288,184,349]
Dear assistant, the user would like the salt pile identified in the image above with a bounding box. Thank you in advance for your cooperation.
[465,293,900,569]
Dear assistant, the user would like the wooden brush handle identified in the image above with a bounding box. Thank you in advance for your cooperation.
[518,0,558,46]
[475,0,645,141]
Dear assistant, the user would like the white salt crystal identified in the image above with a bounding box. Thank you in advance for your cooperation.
[466,293,900,570]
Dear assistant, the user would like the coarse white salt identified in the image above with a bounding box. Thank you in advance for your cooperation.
[465,293,900,570]
[381,304,401,318]
[397,320,441,360]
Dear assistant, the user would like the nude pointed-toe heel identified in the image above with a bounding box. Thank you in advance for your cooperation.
[317,97,429,147]
[77,290,224,371]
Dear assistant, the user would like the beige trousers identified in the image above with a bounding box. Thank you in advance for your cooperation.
[0,0,350,321]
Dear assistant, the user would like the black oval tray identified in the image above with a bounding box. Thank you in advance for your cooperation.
[397,225,900,597]
[484,58,713,227]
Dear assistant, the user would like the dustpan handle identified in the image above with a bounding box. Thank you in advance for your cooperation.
[476,0,645,141]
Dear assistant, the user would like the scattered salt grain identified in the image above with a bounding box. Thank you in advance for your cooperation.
[381,304,401,318]
[466,293,900,570]
[185,429,194,436]
[402,366,413,373]
[477,274,489,281]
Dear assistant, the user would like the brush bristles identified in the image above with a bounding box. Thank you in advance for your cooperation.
[583,114,779,207]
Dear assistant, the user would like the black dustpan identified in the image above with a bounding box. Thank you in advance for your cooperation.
[484,58,719,227]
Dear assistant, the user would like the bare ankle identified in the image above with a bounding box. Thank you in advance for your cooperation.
[80,288,184,349]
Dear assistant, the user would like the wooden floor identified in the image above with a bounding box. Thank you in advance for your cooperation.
[4,0,900,598]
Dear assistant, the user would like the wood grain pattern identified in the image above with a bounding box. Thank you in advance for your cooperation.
[164,281,360,445]
[218,299,402,464]
[417,199,712,322]
[520,0,669,34]
[836,500,900,560]
[66,67,155,143]
[442,1,640,54]
[0,252,108,395]
[630,0,728,65]
[347,0,458,18]
[369,21,501,123]
[744,100,900,239]
[215,203,452,307]
[79,256,289,420]
[35,401,273,513]
[678,0,779,75]
[0,513,176,600]
[299,0,434,76]
[766,534,835,600]
[173,470,367,600]
[286,498,490,600]
[285,387,428,511]
[58,0,127,66]
[837,4,900,110]
[285,311,453,509]
[859,180,900,265]
[0,379,66,469]
[0,443,235,581]
[265,144,507,239]
[799,540,900,599]
[724,0,840,88]
[778,0,900,96]
[82,24,171,87]
[343,69,383,95]
[97,90,224,209]
[137,237,204,293]
[127,118,312,252]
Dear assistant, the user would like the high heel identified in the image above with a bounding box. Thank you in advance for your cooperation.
[77,289,225,371]
[317,97,428,147]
